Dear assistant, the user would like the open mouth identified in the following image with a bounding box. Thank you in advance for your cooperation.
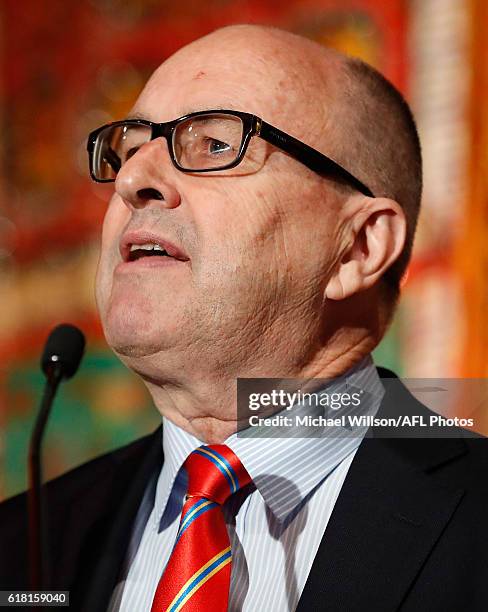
[128,243,178,262]
[120,233,190,265]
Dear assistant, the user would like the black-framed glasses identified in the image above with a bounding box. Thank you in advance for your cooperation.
[87,109,373,197]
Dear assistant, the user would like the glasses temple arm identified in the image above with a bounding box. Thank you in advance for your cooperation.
[258,121,374,197]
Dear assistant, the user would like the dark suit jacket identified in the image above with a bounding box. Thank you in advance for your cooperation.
[1,368,487,611]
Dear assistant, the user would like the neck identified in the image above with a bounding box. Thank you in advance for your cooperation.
[136,325,377,444]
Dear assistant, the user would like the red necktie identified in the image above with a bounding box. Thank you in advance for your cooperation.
[151,444,251,612]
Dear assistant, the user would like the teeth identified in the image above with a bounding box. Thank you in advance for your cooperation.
[130,243,164,252]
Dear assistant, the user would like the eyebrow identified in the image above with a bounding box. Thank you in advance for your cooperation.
[179,105,229,115]
[124,111,151,121]
[124,106,235,122]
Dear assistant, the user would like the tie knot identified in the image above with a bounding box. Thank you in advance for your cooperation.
[183,444,251,505]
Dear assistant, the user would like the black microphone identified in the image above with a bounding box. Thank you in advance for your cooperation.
[28,324,85,592]
[41,324,85,381]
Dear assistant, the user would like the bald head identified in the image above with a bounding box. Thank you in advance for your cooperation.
[155,25,344,132]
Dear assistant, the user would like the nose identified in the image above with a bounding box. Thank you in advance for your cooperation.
[114,138,181,210]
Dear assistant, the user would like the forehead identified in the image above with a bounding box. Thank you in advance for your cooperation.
[131,44,301,125]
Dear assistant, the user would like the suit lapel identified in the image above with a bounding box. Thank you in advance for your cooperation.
[67,426,164,612]
[297,373,467,612]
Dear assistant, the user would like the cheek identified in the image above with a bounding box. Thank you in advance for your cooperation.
[193,177,306,262]
[192,180,282,248]
[184,173,342,300]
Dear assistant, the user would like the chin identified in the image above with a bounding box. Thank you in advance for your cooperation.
[102,298,179,359]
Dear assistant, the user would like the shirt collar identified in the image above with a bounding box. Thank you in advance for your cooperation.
[154,354,384,525]
[153,418,205,529]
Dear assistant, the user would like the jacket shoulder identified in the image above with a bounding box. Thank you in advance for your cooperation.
[0,427,161,513]
[0,427,162,590]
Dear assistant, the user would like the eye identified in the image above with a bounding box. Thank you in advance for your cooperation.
[205,138,231,155]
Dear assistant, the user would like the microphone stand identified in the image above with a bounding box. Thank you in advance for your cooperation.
[28,362,62,593]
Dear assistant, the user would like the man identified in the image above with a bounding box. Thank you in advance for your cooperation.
[1,24,487,612]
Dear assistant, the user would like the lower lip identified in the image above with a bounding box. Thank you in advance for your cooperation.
[115,257,189,273]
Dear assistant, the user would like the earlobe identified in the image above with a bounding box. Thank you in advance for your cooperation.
[325,197,406,301]
[325,274,344,300]
[324,260,364,300]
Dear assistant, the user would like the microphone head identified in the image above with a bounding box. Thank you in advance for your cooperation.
[41,324,86,380]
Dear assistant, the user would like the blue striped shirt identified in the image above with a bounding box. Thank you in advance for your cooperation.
[111,355,384,611]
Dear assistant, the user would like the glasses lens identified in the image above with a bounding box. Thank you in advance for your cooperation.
[91,122,152,180]
[173,113,244,171]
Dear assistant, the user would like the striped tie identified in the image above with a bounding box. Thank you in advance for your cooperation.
[151,444,251,612]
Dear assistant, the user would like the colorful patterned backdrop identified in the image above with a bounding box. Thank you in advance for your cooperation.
[0,0,486,501]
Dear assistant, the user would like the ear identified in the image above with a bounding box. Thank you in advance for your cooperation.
[325,197,406,300]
